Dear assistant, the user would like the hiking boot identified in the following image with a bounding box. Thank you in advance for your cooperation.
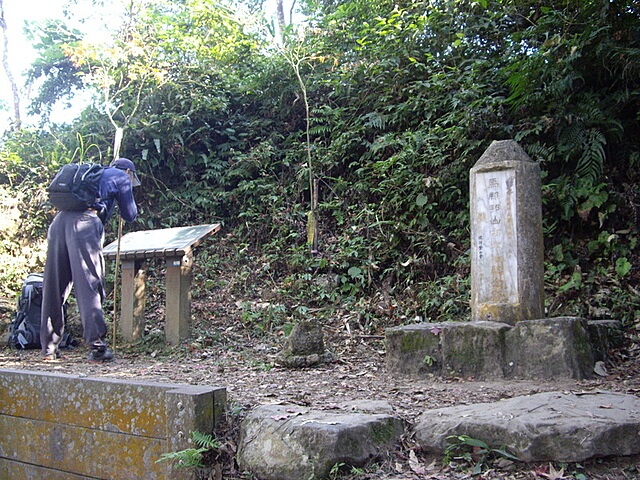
[43,351,62,362]
[88,347,114,362]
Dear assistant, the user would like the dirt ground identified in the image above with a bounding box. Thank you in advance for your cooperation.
[2,301,640,480]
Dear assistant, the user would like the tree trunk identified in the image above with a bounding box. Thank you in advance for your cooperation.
[0,0,21,129]
[276,0,286,33]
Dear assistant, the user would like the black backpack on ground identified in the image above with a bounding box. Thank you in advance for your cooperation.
[8,273,44,349]
[48,163,105,211]
[8,273,73,350]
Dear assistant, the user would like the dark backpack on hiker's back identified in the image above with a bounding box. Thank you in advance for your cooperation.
[8,273,44,349]
[48,163,105,211]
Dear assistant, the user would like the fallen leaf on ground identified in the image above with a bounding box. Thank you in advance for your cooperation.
[408,449,426,475]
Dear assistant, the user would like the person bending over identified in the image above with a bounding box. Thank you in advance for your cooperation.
[41,158,141,362]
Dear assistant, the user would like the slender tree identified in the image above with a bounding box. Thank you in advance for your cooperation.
[0,0,21,128]
[275,0,298,39]
[281,37,321,252]
[276,0,286,31]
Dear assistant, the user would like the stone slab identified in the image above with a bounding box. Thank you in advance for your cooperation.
[0,369,226,480]
[414,391,640,462]
[385,321,511,379]
[386,317,610,380]
[237,403,404,480]
[385,322,445,377]
[504,317,594,380]
[588,320,624,362]
[441,321,510,379]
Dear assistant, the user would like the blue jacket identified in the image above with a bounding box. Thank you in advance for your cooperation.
[96,167,138,223]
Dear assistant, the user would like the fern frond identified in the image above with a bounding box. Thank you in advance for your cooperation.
[525,142,554,164]
[362,111,388,130]
[192,430,220,450]
[575,128,606,183]
[156,448,207,468]
[558,123,584,156]
[309,125,331,136]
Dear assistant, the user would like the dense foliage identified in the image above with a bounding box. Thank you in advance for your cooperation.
[1,0,638,331]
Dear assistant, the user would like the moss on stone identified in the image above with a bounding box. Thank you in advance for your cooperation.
[369,419,399,444]
[398,330,438,354]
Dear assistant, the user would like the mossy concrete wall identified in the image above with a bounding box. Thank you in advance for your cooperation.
[0,369,226,480]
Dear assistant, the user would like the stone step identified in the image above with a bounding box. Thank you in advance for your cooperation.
[237,391,640,478]
[414,390,640,463]
[236,402,405,480]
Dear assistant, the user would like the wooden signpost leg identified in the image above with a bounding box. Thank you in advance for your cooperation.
[120,260,147,342]
[165,253,192,345]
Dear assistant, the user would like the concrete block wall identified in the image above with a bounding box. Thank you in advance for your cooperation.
[0,369,226,480]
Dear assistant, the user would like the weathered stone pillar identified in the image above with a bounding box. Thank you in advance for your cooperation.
[470,140,544,324]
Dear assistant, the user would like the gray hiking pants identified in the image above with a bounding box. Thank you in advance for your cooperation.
[40,210,107,355]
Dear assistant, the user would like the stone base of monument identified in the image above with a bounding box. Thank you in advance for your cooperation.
[385,317,622,380]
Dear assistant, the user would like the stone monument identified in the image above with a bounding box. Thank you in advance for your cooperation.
[470,140,544,324]
[385,139,621,380]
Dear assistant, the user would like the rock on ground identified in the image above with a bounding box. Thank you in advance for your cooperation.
[414,390,640,462]
[237,403,404,480]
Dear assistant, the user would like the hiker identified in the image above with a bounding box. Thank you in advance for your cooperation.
[41,158,141,362]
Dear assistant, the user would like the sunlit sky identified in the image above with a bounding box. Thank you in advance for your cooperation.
[0,0,111,128]
[0,0,293,130]
[1,0,56,127]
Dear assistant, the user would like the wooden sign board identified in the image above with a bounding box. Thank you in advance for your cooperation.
[103,224,221,260]
[102,224,221,344]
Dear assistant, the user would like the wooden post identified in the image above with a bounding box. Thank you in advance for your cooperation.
[120,260,147,342]
[165,252,192,345]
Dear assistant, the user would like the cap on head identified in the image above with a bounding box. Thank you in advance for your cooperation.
[111,157,141,187]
